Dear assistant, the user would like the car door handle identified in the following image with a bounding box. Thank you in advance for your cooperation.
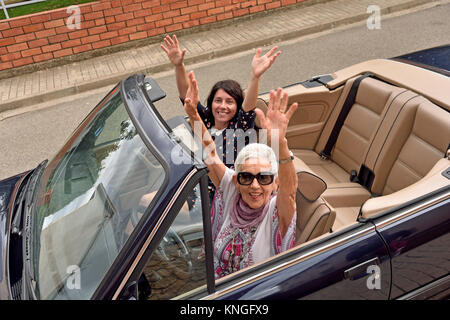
[344,257,380,281]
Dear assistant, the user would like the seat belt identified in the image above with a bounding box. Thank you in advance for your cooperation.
[320,73,373,159]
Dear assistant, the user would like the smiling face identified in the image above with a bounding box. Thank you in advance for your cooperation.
[233,158,278,209]
[211,89,238,129]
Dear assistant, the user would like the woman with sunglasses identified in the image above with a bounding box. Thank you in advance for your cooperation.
[184,71,298,279]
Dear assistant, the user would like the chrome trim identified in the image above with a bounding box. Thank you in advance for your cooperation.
[397,274,450,300]
[112,168,198,300]
[373,191,450,230]
[204,224,376,300]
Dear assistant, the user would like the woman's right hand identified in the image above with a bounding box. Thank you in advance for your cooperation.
[161,34,186,67]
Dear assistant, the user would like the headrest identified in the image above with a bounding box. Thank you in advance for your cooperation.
[294,156,327,201]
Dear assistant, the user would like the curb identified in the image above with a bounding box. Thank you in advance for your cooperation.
[0,0,440,114]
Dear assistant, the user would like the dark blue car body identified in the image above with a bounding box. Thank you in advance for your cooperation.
[0,46,449,300]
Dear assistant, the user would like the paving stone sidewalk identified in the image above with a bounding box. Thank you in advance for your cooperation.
[0,0,441,113]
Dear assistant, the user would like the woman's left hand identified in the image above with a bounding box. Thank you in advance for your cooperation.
[251,46,281,79]
[254,88,298,142]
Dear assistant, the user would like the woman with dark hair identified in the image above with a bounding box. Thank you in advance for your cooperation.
[161,35,281,201]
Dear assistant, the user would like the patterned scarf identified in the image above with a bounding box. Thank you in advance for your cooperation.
[229,193,274,229]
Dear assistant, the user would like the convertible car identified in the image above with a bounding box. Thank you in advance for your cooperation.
[0,45,449,300]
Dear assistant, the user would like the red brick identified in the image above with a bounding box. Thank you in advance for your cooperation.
[81,34,100,44]
[188,0,204,5]
[235,7,249,16]
[183,19,199,28]
[0,22,10,31]
[126,17,145,27]
[85,11,104,21]
[107,22,126,31]
[121,0,135,5]
[21,47,42,58]
[281,0,296,5]
[12,57,33,67]
[55,25,71,34]
[73,44,92,54]
[165,23,183,32]
[61,39,82,48]
[111,35,130,46]
[44,19,65,29]
[53,48,73,58]
[30,14,51,24]
[129,31,147,40]
[142,0,161,9]
[190,11,207,19]
[105,16,116,24]
[7,42,28,53]
[208,7,224,15]
[0,38,15,47]
[124,3,143,12]
[133,9,152,18]
[155,18,173,28]
[147,27,165,37]
[217,11,233,21]
[79,5,93,14]
[0,61,13,71]
[9,17,31,28]
[14,33,36,44]
[170,1,188,9]
[82,20,96,29]
[0,52,21,62]
[0,47,7,55]
[99,31,119,40]
[92,39,111,49]
[136,22,155,31]
[173,14,190,24]
[68,29,88,40]
[216,0,232,6]
[28,38,49,48]
[199,15,216,24]
[266,1,281,9]
[181,6,198,15]
[257,0,271,4]
[104,7,123,17]
[35,29,56,39]
[33,52,53,63]
[241,0,256,8]
[110,0,122,7]
[88,25,107,35]
[199,2,215,11]
[50,10,69,20]
[152,5,170,14]
[249,4,264,13]
[144,13,163,23]
[115,13,134,22]
[118,26,137,36]
[91,2,112,12]
[48,34,69,44]
[41,43,62,53]
[23,23,44,33]
[2,27,24,38]
[95,18,106,26]
[163,9,180,19]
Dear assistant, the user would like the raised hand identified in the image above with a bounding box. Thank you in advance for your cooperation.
[254,88,298,142]
[183,71,200,120]
[251,46,281,79]
[160,34,186,67]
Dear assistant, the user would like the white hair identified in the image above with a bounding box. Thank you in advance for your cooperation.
[234,143,278,175]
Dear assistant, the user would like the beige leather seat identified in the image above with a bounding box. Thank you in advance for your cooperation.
[295,158,335,245]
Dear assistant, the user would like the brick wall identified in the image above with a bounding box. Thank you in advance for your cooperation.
[0,0,307,72]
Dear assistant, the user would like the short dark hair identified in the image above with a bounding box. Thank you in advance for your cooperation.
[205,80,244,126]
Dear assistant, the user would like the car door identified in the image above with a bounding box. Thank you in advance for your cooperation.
[370,187,450,300]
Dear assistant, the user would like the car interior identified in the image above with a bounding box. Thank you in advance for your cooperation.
[254,58,450,243]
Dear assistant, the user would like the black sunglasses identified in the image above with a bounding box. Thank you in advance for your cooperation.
[237,171,275,186]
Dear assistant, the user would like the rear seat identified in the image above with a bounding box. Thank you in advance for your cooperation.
[289,75,450,230]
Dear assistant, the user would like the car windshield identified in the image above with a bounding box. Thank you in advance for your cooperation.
[32,87,166,300]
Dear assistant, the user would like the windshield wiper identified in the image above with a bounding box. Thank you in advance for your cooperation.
[21,160,47,299]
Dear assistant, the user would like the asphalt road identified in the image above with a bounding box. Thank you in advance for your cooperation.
[0,2,449,180]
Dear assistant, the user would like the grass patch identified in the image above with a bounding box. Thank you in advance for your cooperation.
[0,0,96,20]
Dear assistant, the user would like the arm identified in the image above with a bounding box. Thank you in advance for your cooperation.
[161,35,190,100]
[255,89,298,237]
[184,71,227,188]
[242,46,281,115]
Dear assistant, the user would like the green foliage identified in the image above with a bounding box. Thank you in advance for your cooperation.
[0,0,96,20]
